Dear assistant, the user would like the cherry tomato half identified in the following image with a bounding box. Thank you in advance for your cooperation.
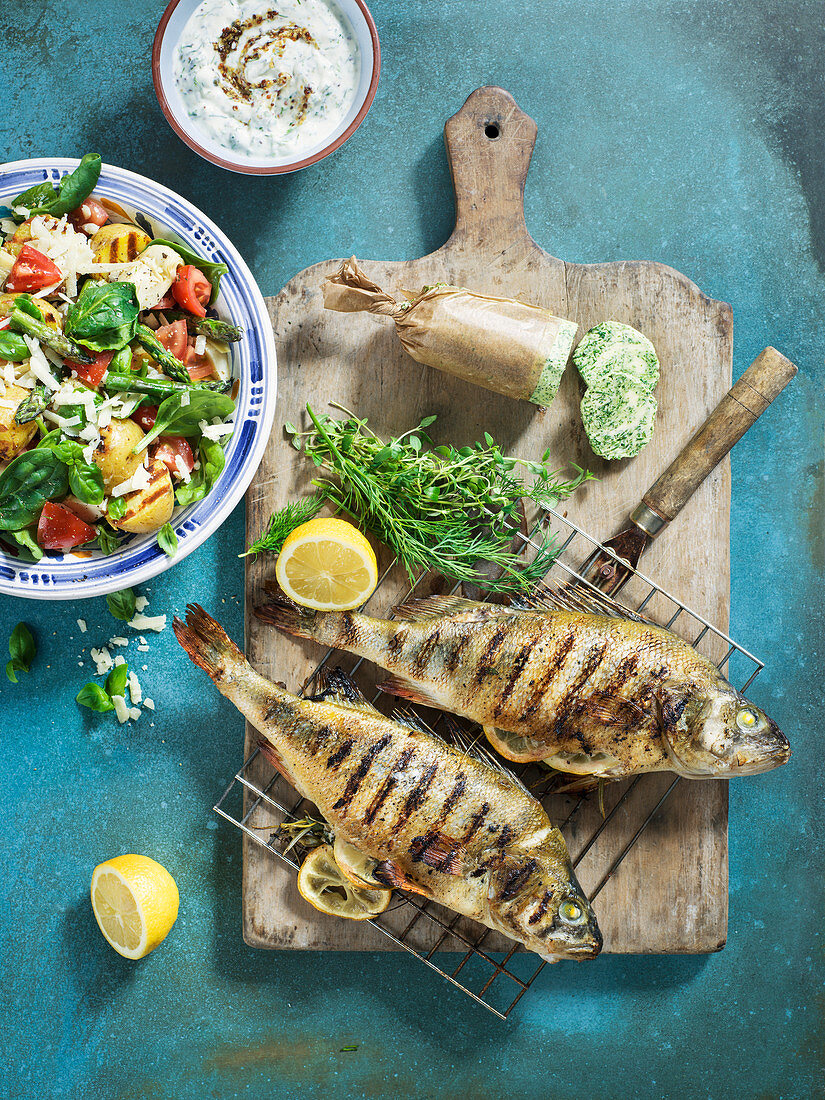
[132,405,158,431]
[68,198,108,234]
[65,349,113,388]
[6,244,62,293]
[152,436,195,479]
[37,501,96,551]
[171,265,211,317]
[154,319,188,360]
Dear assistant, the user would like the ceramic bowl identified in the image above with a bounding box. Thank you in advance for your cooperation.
[152,0,380,175]
[0,158,277,600]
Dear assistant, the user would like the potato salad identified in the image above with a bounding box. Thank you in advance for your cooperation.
[0,154,240,560]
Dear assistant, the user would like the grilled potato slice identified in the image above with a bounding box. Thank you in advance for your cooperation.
[110,458,174,534]
[0,292,62,327]
[3,220,33,257]
[0,384,38,460]
[93,418,145,492]
[91,223,151,264]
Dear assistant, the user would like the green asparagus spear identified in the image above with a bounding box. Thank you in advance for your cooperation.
[13,384,48,425]
[9,308,93,363]
[102,372,232,398]
[134,323,191,383]
[158,310,243,342]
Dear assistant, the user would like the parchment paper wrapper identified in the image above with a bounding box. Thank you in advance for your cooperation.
[324,258,578,405]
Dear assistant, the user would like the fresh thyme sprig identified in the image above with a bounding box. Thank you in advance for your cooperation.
[248,404,593,595]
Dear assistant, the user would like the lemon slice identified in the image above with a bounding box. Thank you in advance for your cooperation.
[90,854,179,959]
[333,835,383,888]
[297,844,390,920]
[275,517,378,611]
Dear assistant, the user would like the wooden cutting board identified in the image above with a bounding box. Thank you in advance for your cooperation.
[242,86,732,954]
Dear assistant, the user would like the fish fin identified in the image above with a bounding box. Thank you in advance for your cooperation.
[255,585,319,639]
[375,674,443,709]
[372,860,430,895]
[173,604,245,682]
[410,831,469,875]
[443,716,531,793]
[515,581,652,624]
[391,594,503,623]
[390,706,448,743]
[583,692,649,725]
[311,666,382,715]
[256,738,296,784]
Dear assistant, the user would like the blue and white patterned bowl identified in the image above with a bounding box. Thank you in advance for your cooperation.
[0,158,277,600]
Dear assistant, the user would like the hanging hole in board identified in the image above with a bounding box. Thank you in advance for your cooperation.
[484,122,501,140]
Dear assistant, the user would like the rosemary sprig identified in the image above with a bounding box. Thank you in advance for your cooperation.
[249,404,593,595]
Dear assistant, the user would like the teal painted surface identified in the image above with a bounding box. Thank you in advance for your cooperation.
[0,1,822,1096]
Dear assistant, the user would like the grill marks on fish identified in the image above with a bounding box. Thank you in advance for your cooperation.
[332,734,392,813]
[527,890,553,926]
[411,628,442,675]
[493,641,536,717]
[474,625,511,683]
[518,630,577,721]
[500,858,539,901]
[326,739,353,770]
[392,761,438,829]
[362,747,416,826]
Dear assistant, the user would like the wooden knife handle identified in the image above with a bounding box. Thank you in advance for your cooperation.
[636,347,798,532]
[443,86,537,251]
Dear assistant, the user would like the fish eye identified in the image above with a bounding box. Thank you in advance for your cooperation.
[559,899,587,924]
[736,709,759,731]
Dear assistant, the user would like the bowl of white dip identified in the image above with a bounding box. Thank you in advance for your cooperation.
[153,0,380,174]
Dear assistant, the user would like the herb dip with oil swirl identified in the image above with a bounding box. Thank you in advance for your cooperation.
[173,0,361,159]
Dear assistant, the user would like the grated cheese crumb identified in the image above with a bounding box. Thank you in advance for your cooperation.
[128,671,142,705]
[112,695,131,724]
[128,613,167,633]
[77,619,87,633]
[135,597,149,613]
[109,637,129,648]
[90,647,113,675]
[143,698,155,711]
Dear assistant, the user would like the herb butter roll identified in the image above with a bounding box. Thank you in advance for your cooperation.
[324,258,578,406]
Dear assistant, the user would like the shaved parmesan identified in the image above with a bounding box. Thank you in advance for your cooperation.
[128,612,167,633]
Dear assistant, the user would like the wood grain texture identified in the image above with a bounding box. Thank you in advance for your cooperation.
[242,86,733,954]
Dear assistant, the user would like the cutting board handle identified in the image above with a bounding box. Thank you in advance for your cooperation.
[444,86,537,252]
[633,347,798,533]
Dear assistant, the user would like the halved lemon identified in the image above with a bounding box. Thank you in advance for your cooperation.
[90,854,179,959]
[275,517,378,611]
[333,835,383,888]
[297,844,390,920]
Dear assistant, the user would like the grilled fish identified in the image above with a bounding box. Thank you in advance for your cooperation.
[257,589,790,780]
[174,605,602,962]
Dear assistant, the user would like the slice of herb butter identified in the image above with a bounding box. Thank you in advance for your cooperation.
[580,378,657,461]
[573,321,659,390]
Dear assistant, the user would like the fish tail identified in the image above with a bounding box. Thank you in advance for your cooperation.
[173,603,247,685]
[255,586,321,640]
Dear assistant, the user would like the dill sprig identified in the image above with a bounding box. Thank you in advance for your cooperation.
[242,493,325,557]
[258,404,593,595]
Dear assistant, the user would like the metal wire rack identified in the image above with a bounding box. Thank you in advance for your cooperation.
[215,506,764,1020]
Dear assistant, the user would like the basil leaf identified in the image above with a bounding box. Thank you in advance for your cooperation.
[6,622,35,683]
[106,587,136,622]
[137,390,235,451]
[107,496,127,521]
[175,437,225,506]
[65,280,139,352]
[12,294,45,320]
[158,522,178,557]
[96,525,122,555]
[105,662,128,699]
[151,238,228,303]
[9,181,55,218]
[76,682,114,712]
[0,331,30,361]
[1,527,43,562]
[68,461,104,506]
[11,154,101,221]
[13,385,48,425]
[0,450,69,530]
